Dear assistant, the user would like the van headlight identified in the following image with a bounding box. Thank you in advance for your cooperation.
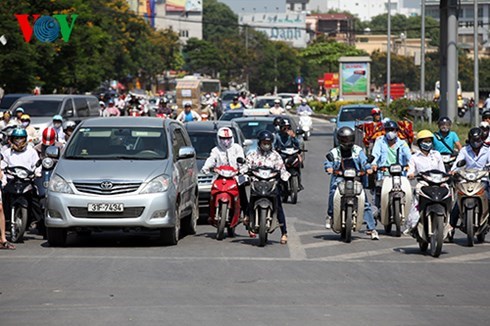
[140,175,170,194]
[48,174,73,194]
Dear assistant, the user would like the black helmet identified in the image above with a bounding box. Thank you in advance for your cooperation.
[483,110,490,119]
[273,117,283,126]
[258,130,274,152]
[438,116,452,126]
[279,119,291,129]
[383,120,398,131]
[468,127,484,150]
[337,127,355,150]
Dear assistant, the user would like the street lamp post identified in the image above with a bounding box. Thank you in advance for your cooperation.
[421,0,426,99]
[387,0,391,109]
[474,0,480,127]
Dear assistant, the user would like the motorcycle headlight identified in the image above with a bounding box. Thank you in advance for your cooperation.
[42,157,55,170]
[48,174,74,194]
[389,164,402,174]
[465,172,477,181]
[15,168,29,179]
[343,169,356,178]
[140,175,170,194]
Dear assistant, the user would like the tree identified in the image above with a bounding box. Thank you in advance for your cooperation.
[203,0,238,43]
[370,50,419,90]
[183,38,223,77]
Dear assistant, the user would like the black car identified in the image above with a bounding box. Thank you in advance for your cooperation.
[0,94,31,112]
[219,109,244,121]
[185,121,252,211]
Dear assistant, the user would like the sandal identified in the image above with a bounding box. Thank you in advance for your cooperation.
[0,241,16,250]
[280,234,288,244]
[248,230,256,238]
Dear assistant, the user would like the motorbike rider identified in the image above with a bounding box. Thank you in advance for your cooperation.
[433,117,462,155]
[20,114,39,144]
[450,127,490,230]
[156,97,173,116]
[274,119,303,191]
[0,111,15,129]
[238,91,250,108]
[34,127,64,159]
[106,99,121,117]
[176,103,202,123]
[2,128,43,236]
[201,127,248,229]
[226,96,243,111]
[406,130,446,233]
[297,99,313,115]
[324,126,379,240]
[242,130,289,244]
[63,121,76,142]
[371,120,412,213]
[51,115,66,143]
[269,99,285,115]
[371,108,382,123]
[12,107,25,125]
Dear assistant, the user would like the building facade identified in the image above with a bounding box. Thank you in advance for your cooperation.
[321,0,421,22]
[154,0,203,43]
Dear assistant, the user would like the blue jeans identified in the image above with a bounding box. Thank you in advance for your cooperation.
[327,177,376,230]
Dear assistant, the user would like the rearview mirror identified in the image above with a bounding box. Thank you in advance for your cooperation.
[45,146,60,159]
[367,155,375,164]
[178,146,195,160]
[456,159,466,168]
[329,118,337,123]
[237,157,245,164]
[326,153,334,162]
[243,139,253,147]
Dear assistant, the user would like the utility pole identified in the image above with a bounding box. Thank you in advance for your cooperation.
[474,0,480,126]
[245,25,249,91]
[421,0,426,99]
[387,0,391,109]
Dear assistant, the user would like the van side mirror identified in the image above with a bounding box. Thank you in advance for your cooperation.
[243,139,253,147]
[45,146,60,159]
[329,118,337,123]
[456,159,466,168]
[237,157,245,164]
[367,155,375,164]
[326,153,334,162]
[65,110,74,118]
[178,146,195,160]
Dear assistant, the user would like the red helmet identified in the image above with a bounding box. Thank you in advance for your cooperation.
[371,108,381,115]
[42,127,57,145]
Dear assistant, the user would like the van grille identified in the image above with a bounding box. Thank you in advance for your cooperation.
[73,182,141,195]
[68,207,145,218]
[198,174,213,185]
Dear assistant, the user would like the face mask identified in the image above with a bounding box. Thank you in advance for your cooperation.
[21,122,29,127]
[440,126,449,133]
[385,131,397,141]
[54,123,61,129]
[219,138,232,149]
[419,141,433,152]
[470,140,483,149]
[260,143,272,152]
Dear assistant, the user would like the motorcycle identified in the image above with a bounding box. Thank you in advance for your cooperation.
[209,164,243,240]
[279,147,306,204]
[378,164,412,237]
[452,160,490,246]
[457,99,467,117]
[298,111,312,141]
[440,153,456,173]
[129,107,142,117]
[326,153,370,243]
[414,170,452,257]
[155,113,169,119]
[247,166,282,247]
[3,163,41,243]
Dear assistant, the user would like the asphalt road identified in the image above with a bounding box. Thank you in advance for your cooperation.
[1,118,489,326]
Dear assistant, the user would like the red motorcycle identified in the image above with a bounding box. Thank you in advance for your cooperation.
[129,108,142,117]
[155,113,168,119]
[209,165,241,240]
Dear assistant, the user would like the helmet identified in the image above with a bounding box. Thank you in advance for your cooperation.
[217,127,234,150]
[53,115,63,122]
[3,111,11,119]
[482,110,490,119]
[383,120,398,131]
[301,99,307,104]
[42,127,57,145]
[15,107,25,114]
[162,97,168,104]
[416,130,434,140]
[10,128,27,151]
[337,126,355,150]
[99,101,106,107]
[274,99,281,104]
[232,96,238,101]
[273,117,283,126]
[468,127,484,150]
[65,120,76,130]
[371,108,381,115]
[184,102,192,108]
[205,93,211,99]
[438,116,452,126]
[258,130,274,153]
[108,99,114,105]
[20,114,30,121]
[416,130,434,152]
[279,119,291,130]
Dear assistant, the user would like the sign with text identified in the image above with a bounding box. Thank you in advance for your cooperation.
[239,13,307,48]
[15,14,77,43]
[166,0,202,12]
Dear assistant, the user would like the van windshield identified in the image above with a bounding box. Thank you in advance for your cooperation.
[11,100,61,116]
[64,127,168,160]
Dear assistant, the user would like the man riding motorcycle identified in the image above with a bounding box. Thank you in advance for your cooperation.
[177,103,202,123]
[201,127,247,229]
[34,127,63,160]
[51,115,66,143]
[242,130,290,244]
[324,126,379,240]
[433,116,462,155]
[20,114,39,144]
[2,128,43,236]
[274,119,303,191]
[297,99,313,115]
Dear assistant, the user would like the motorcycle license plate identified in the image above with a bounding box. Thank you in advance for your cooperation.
[87,203,124,212]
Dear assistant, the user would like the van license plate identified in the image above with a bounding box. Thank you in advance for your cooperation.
[87,203,124,212]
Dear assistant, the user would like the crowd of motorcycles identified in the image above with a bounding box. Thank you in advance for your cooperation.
[326,150,488,258]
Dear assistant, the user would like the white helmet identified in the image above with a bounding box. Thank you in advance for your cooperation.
[217,127,234,150]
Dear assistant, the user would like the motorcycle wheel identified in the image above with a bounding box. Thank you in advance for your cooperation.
[258,208,268,247]
[10,207,28,243]
[477,232,486,243]
[282,183,289,203]
[419,240,429,252]
[344,206,352,243]
[430,214,444,257]
[384,224,392,235]
[466,208,474,247]
[290,176,298,204]
[458,110,465,117]
[303,133,308,141]
[216,203,228,241]
[393,200,402,237]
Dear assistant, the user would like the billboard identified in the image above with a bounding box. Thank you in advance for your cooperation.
[340,62,368,96]
[166,0,202,12]
[239,13,308,48]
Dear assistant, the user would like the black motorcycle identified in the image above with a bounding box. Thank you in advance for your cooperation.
[3,164,40,243]
[247,166,281,247]
[279,147,306,204]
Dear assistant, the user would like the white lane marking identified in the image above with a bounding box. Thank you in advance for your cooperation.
[318,248,402,261]
[440,250,490,263]
[293,219,324,228]
[295,229,328,236]
[286,217,307,260]
[302,241,343,249]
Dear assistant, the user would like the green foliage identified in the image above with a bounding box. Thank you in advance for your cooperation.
[203,0,238,42]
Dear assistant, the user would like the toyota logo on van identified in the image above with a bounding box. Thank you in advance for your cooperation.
[100,181,113,190]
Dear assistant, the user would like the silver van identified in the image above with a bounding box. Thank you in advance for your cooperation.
[10,95,100,131]
[45,117,199,246]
